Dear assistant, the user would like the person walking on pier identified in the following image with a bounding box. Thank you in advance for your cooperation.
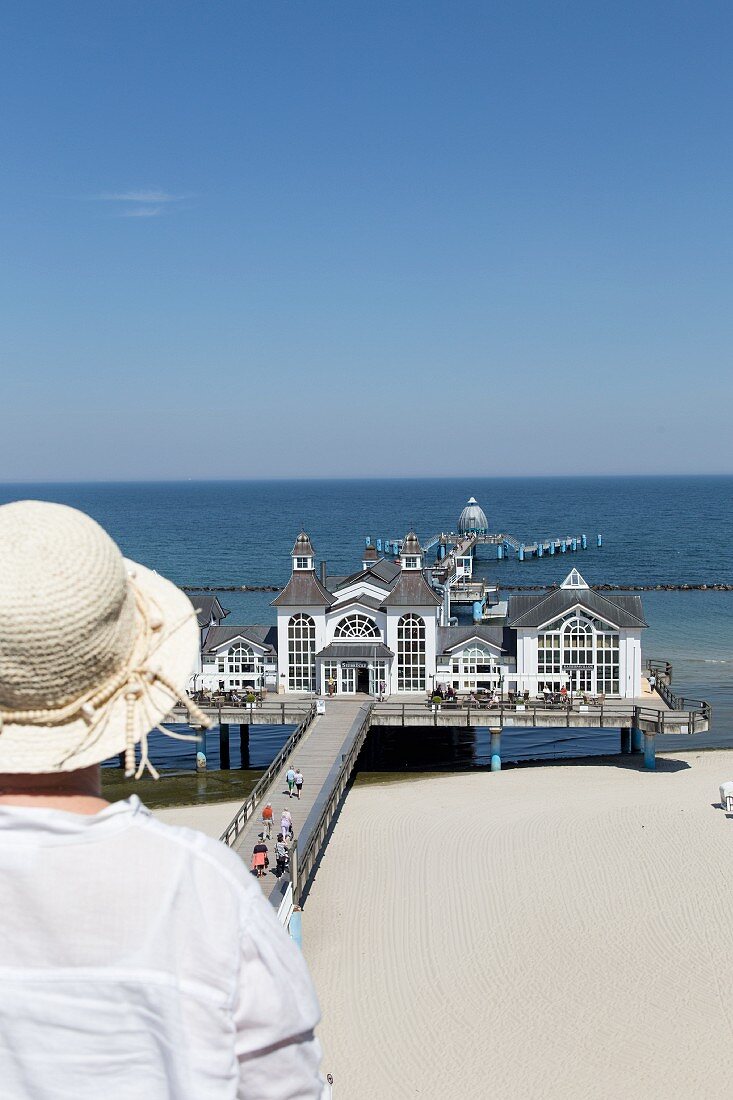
[286,765,296,797]
[281,808,294,841]
[252,840,269,878]
[275,833,289,878]
[261,801,273,839]
[294,768,304,799]
[648,672,657,694]
[0,501,324,1099]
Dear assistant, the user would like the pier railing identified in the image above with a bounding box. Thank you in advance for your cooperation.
[218,702,318,848]
[290,704,373,907]
[370,698,711,731]
[645,657,673,681]
[653,681,710,719]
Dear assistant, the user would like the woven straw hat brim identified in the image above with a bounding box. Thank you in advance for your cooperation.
[0,561,199,774]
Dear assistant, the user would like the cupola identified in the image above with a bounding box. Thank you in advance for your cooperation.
[291,531,316,572]
[362,544,379,571]
[400,531,423,571]
[458,496,489,535]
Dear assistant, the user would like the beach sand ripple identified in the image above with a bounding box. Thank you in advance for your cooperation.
[306,753,733,1099]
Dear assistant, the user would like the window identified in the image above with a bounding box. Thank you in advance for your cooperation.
[288,614,316,691]
[403,556,419,570]
[397,614,425,691]
[334,614,380,638]
[537,611,620,695]
[294,556,310,570]
[227,643,255,674]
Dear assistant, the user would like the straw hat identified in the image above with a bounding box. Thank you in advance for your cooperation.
[0,500,210,776]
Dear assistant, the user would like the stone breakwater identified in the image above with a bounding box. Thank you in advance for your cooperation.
[181,583,733,593]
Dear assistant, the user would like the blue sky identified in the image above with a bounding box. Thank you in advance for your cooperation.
[1,1,732,479]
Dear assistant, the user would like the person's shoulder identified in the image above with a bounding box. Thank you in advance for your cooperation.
[131,804,262,903]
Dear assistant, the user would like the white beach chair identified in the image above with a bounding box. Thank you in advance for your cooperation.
[719,782,733,811]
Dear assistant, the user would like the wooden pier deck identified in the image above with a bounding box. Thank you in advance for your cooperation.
[218,700,370,906]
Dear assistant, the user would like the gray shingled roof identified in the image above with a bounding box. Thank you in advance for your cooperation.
[330,559,401,594]
[188,594,230,628]
[203,625,278,654]
[507,589,647,629]
[317,641,394,660]
[328,593,383,614]
[381,571,442,607]
[436,625,507,655]
[271,571,333,607]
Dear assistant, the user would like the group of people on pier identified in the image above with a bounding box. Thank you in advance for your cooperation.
[251,765,304,878]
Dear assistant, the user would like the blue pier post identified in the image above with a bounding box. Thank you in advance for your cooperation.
[497,543,503,560]
[365,536,371,546]
[473,601,483,623]
[538,542,543,557]
[549,540,555,555]
[289,908,303,949]
[644,732,656,770]
[581,534,587,550]
[632,727,643,752]
[571,538,577,552]
[490,727,502,771]
[597,533,603,548]
[376,538,382,552]
[519,544,525,561]
[561,540,566,553]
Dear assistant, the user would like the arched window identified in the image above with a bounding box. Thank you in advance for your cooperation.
[397,614,425,692]
[288,614,316,691]
[334,614,380,638]
[562,617,593,666]
[537,611,620,695]
[228,642,255,674]
[460,644,495,676]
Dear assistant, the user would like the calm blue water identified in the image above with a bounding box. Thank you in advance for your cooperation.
[1,477,730,763]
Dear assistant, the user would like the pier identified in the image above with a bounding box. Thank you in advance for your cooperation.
[366,528,600,566]
[215,700,372,918]
[165,677,710,934]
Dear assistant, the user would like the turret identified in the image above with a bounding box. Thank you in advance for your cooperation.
[400,531,423,571]
[291,531,316,572]
[362,544,379,571]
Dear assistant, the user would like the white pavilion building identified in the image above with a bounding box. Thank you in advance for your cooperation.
[193,532,647,700]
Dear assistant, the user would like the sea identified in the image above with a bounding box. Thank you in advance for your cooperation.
[2,476,731,769]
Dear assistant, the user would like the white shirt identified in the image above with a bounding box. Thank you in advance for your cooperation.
[0,796,323,1099]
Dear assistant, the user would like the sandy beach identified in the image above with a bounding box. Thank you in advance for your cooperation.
[305,751,733,1099]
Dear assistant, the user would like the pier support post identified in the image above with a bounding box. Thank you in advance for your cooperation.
[219,723,231,770]
[289,908,303,950]
[239,723,250,769]
[490,726,502,772]
[620,728,631,754]
[644,732,656,770]
[631,727,643,752]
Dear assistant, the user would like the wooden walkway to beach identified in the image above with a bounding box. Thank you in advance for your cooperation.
[230,699,369,905]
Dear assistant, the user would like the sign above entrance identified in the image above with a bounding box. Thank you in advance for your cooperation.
[341,661,369,669]
[562,664,593,671]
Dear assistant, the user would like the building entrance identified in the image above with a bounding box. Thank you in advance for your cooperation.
[357,668,370,694]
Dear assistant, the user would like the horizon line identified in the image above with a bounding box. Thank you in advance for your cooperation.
[1,472,732,487]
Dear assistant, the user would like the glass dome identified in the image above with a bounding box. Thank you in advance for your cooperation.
[458,497,489,535]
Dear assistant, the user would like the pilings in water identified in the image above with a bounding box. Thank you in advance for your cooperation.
[219,722,231,770]
[490,727,502,772]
